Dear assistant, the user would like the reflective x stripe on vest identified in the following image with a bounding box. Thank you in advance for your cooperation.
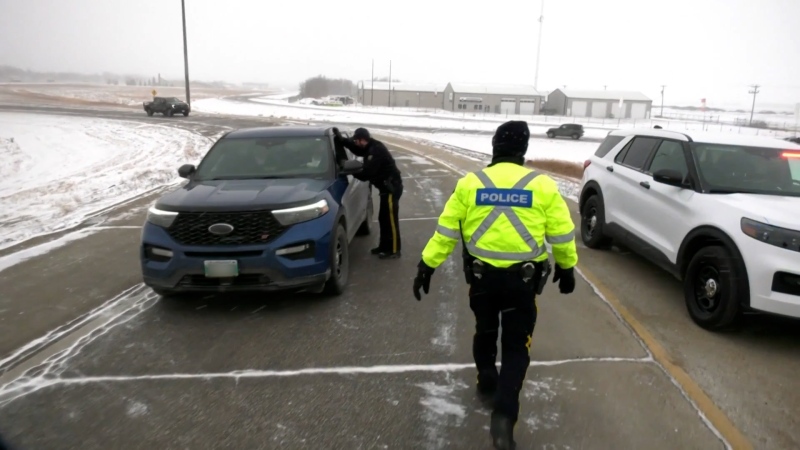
[468,170,545,262]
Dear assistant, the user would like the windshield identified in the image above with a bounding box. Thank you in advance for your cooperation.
[691,143,800,197]
[193,136,332,180]
[166,97,182,103]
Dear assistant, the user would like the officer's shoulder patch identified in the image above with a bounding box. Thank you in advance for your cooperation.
[476,188,533,207]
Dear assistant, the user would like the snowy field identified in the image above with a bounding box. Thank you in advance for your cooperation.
[391,131,598,164]
[0,113,211,249]
[194,96,797,140]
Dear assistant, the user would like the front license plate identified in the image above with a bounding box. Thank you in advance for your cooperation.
[204,260,239,278]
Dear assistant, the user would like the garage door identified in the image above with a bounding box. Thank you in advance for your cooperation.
[591,102,607,118]
[570,101,587,117]
[519,99,536,115]
[500,100,516,115]
[630,103,648,119]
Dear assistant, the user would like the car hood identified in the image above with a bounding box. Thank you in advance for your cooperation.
[714,194,800,230]
[156,178,332,212]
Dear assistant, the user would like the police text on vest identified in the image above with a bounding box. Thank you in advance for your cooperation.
[475,188,534,207]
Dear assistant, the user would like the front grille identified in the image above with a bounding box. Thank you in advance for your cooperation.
[167,211,286,246]
[178,274,270,287]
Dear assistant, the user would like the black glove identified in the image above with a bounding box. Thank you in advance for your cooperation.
[552,265,575,294]
[413,260,435,301]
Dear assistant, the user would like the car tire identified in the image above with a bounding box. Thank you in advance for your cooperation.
[580,195,612,248]
[146,109,154,116]
[546,132,555,138]
[683,246,744,331]
[324,223,349,295]
[571,133,580,140]
[356,196,373,236]
[166,109,174,117]
[183,111,189,117]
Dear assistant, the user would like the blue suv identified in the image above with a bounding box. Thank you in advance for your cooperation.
[140,126,372,296]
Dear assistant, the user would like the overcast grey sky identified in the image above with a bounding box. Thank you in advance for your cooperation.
[1,0,798,108]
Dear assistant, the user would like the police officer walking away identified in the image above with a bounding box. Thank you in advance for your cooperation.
[412,121,578,449]
[334,127,403,259]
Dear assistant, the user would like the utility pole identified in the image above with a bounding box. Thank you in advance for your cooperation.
[660,85,666,117]
[533,0,544,90]
[388,60,392,108]
[603,85,607,90]
[748,84,760,125]
[181,0,191,107]
[371,59,374,106]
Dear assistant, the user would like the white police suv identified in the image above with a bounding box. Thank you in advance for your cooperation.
[578,128,800,330]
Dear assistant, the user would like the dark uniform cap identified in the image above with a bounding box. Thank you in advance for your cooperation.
[353,127,371,140]
[492,121,530,156]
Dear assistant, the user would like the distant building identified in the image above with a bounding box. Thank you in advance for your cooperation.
[443,83,545,115]
[545,89,652,119]
[357,81,447,109]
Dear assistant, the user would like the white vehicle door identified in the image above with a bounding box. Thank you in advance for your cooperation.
[638,139,698,262]
[603,136,661,243]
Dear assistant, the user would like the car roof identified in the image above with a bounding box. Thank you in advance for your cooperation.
[607,128,800,149]
[224,126,332,139]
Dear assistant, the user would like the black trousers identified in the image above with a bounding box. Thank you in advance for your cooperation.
[469,270,538,423]
[377,186,402,253]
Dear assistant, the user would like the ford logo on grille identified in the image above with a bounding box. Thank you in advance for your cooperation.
[208,223,234,235]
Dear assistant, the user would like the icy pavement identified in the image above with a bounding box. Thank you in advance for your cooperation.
[0,112,211,250]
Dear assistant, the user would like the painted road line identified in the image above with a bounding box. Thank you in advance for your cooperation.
[388,140,750,450]
[576,266,752,450]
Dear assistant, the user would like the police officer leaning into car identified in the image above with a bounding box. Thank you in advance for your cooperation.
[412,121,578,449]
[333,127,403,259]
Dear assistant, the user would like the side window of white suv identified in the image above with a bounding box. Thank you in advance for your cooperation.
[647,140,688,178]
[614,137,660,171]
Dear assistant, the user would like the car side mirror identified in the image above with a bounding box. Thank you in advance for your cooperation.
[340,159,363,176]
[653,169,686,188]
[178,164,196,179]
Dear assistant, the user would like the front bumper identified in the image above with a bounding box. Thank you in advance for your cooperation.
[741,238,800,318]
[140,213,335,293]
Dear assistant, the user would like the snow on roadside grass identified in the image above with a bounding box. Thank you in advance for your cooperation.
[0,113,210,250]
[195,97,795,140]
[392,131,598,164]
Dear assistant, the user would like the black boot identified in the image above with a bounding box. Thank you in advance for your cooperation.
[370,247,382,255]
[378,251,401,259]
[490,413,516,450]
[476,369,498,402]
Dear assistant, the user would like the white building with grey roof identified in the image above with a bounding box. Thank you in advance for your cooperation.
[545,89,652,119]
[356,81,447,109]
[442,83,545,115]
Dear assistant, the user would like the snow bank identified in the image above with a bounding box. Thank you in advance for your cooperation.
[0,113,211,249]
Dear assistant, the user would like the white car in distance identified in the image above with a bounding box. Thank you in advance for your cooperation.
[578,128,800,331]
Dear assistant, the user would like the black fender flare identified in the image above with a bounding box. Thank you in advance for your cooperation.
[578,180,604,214]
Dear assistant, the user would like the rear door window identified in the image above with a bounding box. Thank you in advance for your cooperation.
[595,135,625,158]
[615,137,660,171]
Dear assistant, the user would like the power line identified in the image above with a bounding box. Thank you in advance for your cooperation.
[748,84,760,125]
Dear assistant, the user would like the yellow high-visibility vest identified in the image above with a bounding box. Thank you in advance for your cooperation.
[421,162,578,269]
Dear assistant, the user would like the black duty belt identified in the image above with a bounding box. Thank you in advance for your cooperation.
[471,259,552,294]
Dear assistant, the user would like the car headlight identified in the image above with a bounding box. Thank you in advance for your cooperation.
[146,206,179,228]
[741,218,800,252]
[272,199,329,226]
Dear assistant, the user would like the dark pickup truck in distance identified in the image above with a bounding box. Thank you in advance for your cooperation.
[144,97,190,117]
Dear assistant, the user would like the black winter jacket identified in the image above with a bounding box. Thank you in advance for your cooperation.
[340,138,402,193]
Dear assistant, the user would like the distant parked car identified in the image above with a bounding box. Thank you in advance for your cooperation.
[784,137,800,144]
[140,126,373,297]
[143,96,190,117]
[546,123,584,140]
